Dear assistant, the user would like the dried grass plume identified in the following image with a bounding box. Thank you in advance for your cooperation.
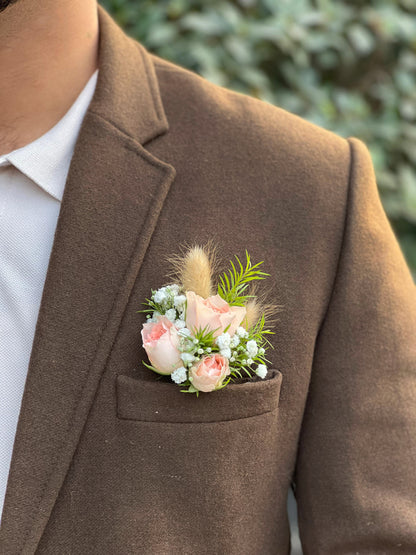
[242,283,283,331]
[243,298,261,330]
[166,242,218,298]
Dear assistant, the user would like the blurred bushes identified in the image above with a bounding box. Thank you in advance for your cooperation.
[101,0,416,276]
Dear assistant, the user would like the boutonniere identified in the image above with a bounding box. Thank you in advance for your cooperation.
[138,245,276,395]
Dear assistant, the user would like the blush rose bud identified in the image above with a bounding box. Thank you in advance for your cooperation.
[185,291,246,338]
[141,316,182,375]
[189,353,231,392]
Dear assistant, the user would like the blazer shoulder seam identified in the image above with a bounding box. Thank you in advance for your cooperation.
[316,137,354,334]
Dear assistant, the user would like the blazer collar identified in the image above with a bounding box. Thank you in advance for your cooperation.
[89,6,169,145]
[0,6,175,553]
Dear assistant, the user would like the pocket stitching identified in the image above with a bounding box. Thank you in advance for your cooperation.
[116,405,280,424]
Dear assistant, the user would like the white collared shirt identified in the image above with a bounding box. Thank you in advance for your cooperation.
[0,69,99,522]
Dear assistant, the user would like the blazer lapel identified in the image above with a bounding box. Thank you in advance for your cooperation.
[0,7,175,554]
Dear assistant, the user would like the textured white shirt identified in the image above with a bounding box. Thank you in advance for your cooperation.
[0,69,99,522]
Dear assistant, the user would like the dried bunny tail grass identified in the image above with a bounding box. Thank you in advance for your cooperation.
[181,246,213,297]
[243,298,261,331]
[166,241,219,298]
[242,283,283,331]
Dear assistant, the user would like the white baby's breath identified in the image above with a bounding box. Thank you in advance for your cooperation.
[147,310,161,323]
[216,332,231,350]
[169,284,180,295]
[236,326,249,339]
[173,294,186,311]
[256,364,267,379]
[174,319,186,329]
[165,308,177,322]
[220,347,232,359]
[230,334,240,348]
[171,366,188,384]
[180,352,195,365]
[246,340,258,358]
[153,288,167,305]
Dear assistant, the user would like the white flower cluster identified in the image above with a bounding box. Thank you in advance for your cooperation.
[246,339,258,358]
[236,326,249,339]
[255,364,267,379]
[153,283,179,305]
[173,325,217,376]
[180,351,195,366]
[171,366,188,384]
[214,330,267,378]
[216,332,232,359]
[146,284,187,328]
[176,328,198,369]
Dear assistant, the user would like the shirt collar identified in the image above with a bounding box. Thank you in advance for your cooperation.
[0,69,99,202]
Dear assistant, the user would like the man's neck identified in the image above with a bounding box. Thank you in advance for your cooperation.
[0,0,99,156]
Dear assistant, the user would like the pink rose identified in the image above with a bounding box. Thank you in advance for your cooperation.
[185,291,246,338]
[141,316,182,375]
[189,354,231,393]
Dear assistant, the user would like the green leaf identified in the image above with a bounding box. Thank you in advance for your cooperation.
[142,360,168,376]
[217,251,270,306]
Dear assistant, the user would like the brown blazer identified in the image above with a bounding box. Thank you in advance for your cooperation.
[1,5,415,554]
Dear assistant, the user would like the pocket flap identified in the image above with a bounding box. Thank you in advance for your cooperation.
[116,369,282,423]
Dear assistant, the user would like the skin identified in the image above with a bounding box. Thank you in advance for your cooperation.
[0,0,99,156]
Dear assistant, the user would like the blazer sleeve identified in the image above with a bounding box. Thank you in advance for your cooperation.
[293,136,416,553]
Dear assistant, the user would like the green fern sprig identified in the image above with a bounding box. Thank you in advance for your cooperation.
[217,251,269,306]
[188,324,219,349]
[249,313,274,344]
[136,290,164,314]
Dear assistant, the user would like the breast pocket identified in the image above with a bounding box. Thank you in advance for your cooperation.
[116,369,283,423]
[110,369,285,553]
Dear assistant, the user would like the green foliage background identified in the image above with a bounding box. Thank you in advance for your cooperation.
[101,0,416,277]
